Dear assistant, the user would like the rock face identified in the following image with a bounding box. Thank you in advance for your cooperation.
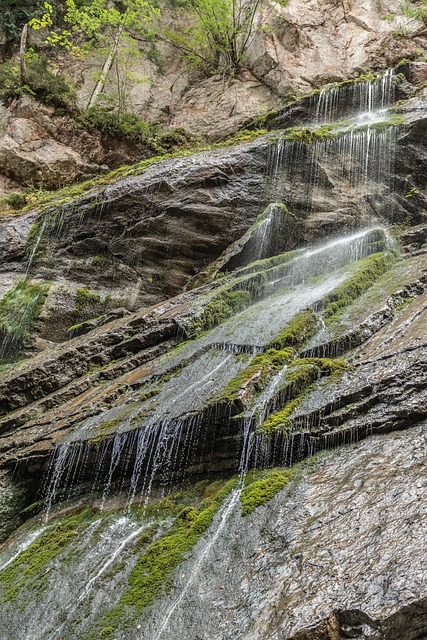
[0,70,425,353]
[132,423,427,640]
[0,0,425,193]
[0,47,426,640]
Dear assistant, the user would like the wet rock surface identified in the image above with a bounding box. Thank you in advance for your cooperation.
[0,56,426,640]
[0,85,426,334]
[127,423,427,640]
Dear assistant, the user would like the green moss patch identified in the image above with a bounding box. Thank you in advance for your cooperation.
[0,279,49,361]
[269,307,319,350]
[261,358,348,434]
[99,477,238,634]
[240,468,296,516]
[319,252,394,323]
[0,508,95,601]
[215,347,295,405]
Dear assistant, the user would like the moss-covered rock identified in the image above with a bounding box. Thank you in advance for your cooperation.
[319,252,394,323]
[240,468,296,516]
[0,279,49,362]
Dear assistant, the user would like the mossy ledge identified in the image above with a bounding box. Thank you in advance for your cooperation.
[214,347,296,405]
[97,477,238,636]
[318,251,395,323]
[260,358,348,434]
[240,467,297,516]
[0,128,270,217]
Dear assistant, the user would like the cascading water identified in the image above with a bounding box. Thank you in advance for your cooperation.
[0,69,403,640]
[311,69,396,124]
[268,70,397,218]
[41,224,389,521]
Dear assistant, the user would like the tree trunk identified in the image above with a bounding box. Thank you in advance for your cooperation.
[87,24,124,110]
[19,23,28,85]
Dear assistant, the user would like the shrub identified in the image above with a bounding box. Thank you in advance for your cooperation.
[78,106,193,153]
[0,52,76,109]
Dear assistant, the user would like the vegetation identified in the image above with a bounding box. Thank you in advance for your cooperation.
[30,0,159,114]
[77,107,193,154]
[0,508,95,601]
[241,467,296,515]
[0,52,76,108]
[319,252,394,323]
[269,307,319,350]
[0,0,46,47]
[154,0,289,77]
[383,0,427,35]
[98,477,238,634]
[215,347,295,404]
[189,289,252,336]
[261,358,348,433]
[0,280,49,361]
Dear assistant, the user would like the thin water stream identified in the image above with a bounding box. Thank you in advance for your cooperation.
[0,69,405,640]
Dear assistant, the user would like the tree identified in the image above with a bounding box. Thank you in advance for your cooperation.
[154,0,289,77]
[30,0,159,112]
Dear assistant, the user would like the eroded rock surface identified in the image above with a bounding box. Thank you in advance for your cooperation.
[122,423,427,640]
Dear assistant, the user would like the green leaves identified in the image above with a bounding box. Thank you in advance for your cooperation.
[30,0,159,56]
[157,0,286,76]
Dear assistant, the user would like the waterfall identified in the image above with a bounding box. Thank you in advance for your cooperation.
[0,67,407,640]
[41,224,390,517]
[268,70,397,221]
[312,69,396,124]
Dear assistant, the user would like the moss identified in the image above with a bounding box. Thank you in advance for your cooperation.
[139,387,162,403]
[65,288,111,332]
[0,125,274,218]
[319,252,394,323]
[189,288,253,336]
[234,247,302,277]
[99,477,238,632]
[0,508,95,601]
[282,125,337,143]
[349,113,405,134]
[261,358,348,433]
[75,288,103,311]
[215,347,295,404]
[240,468,296,516]
[269,307,319,350]
[0,279,49,361]
[261,397,305,434]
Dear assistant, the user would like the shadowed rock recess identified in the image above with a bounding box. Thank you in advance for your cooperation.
[0,65,426,640]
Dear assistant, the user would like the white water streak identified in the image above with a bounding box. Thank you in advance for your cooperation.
[152,488,241,640]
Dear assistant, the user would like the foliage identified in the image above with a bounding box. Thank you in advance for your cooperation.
[77,106,193,153]
[382,0,427,35]
[30,0,159,115]
[0,279,49,361]
[190,289,252,335]
[215,347,295,404]
[0,52,76,108]
[155,0,289,76]
[30,0,158,57]
[0,0,46,46]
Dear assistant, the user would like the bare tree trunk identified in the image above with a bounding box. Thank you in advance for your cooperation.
[20,23,28,85]
[87,24,124,110]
